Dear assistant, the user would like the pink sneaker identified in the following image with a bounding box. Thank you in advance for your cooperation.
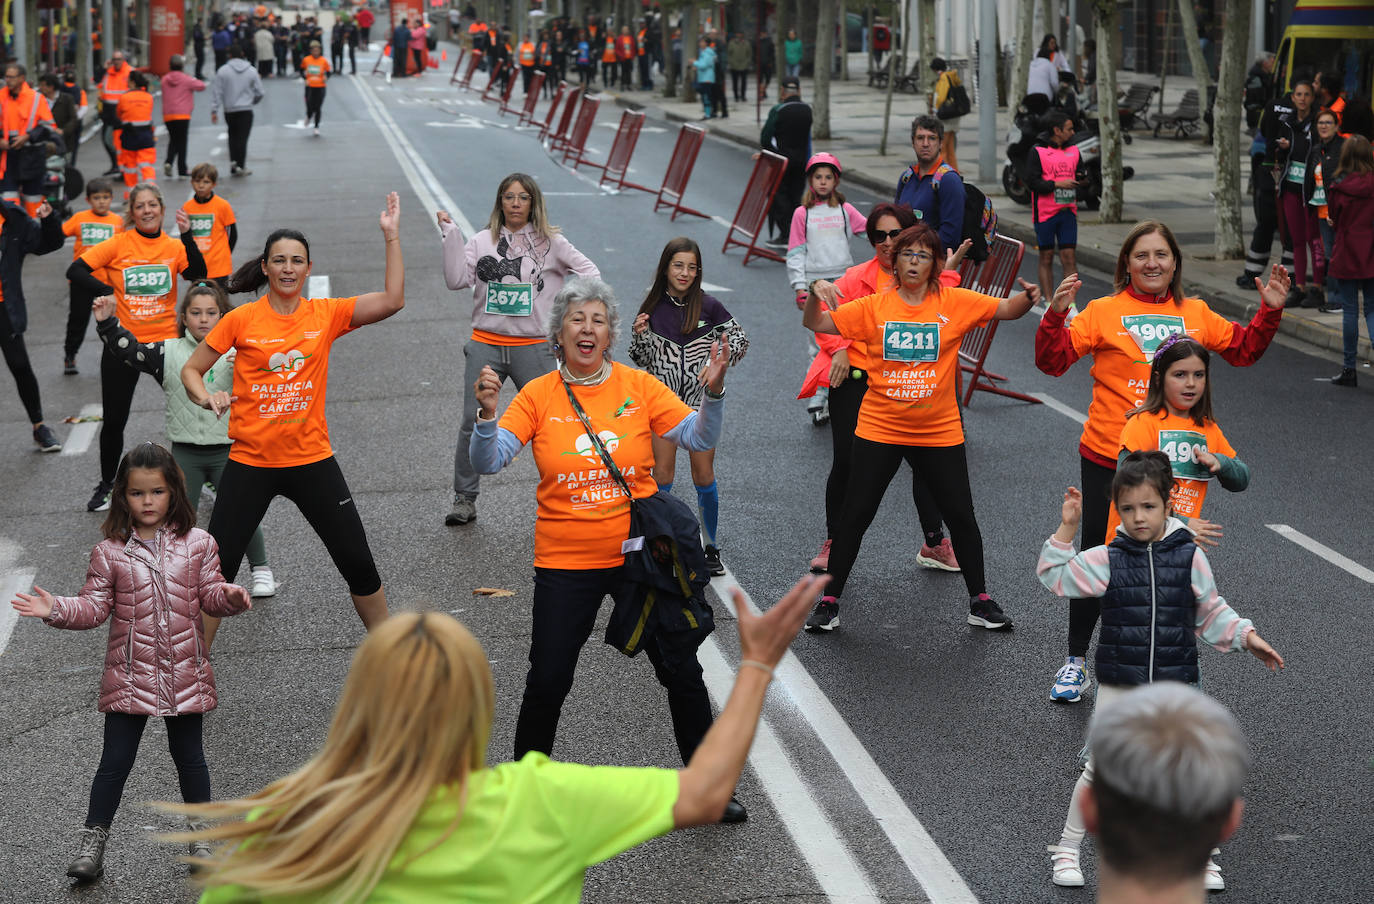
[810,538,832,572]
[916,538,961,572]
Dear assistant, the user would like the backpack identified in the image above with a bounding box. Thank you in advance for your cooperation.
[899,163,997,262]
[936,73,971,120]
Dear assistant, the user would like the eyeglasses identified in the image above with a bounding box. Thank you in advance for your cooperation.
[872,228,903,243]
[896,250,935,263]
[669,262,699,273]
[502,192,533,203]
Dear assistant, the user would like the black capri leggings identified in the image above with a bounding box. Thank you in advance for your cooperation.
[0,326,43,425]
[304,86,326,126]
[826,437,986,600]
[86,712,207,829]
[1068,456,1117,658]
[207,456,381,595]
[99,345,144,483]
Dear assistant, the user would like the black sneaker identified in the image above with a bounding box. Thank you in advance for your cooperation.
[720,796,748,823]
[1301,286,1324,309]
[1331,368,1358,387]
[32,424,61,453]
[87,481,112,512]
[63,355,78,375]
[805,597,839,632]
[1284,286,1305,308]
[1235,272,1257,289]
[703,544,725,576]
[1319,301,1345,314]
[968,597,1013,630]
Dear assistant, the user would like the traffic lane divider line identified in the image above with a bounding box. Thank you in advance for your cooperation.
[708,566,981,904]
[60,403,103,457]
[1266,524,1374,584]
[0,571,36,658]
[350,73,479,237]
[1029,392,1088,425]
[697,637,881,903]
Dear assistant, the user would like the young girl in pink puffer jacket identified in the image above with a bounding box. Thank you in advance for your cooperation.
[10,442,250,882]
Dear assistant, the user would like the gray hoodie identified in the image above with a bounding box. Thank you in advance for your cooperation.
[211,58,264,115]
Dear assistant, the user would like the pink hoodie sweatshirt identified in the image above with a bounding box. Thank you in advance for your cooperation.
[160,70,206,120]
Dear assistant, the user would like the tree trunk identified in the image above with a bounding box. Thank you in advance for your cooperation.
[919,0,936,93]
[1092,1,1124,222]
[1158,0,1174,116]
[814,0,837,138]
[1175,0,1214,140]
[1012,0,1035,105]
[663,9,679,98]
[1041,0,1057,41]
[681,2,698,103]
[1212,0,1249,257]
[840,0,850,80]
[878,0,901,154]
[797,0,819,75]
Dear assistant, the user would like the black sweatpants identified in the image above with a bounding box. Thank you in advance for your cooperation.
[1068,456,1116,658]
[207,456,381,594]
[0,326,43,424]
[65,282,94,359]
[99,345,143,483]
[164,119,190,176]
[86,712,208,829]
[768,158,805,240]
[826,438,985,599]
[824,371,943,542]
[224,110,253,169]
[514,566,713,764]
[304,86,326,126]
[731,69,748,101]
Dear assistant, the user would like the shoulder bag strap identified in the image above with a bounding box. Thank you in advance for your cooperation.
[562,379,634,500]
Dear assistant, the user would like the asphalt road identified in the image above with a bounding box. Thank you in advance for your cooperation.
[0,57,1370,904]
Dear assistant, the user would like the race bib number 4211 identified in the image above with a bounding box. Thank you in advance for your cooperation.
[1121,314,1185,360]
[122,264,173,297]
[882,321,939,363]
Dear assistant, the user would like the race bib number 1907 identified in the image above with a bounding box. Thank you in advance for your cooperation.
[1121,313,1185,360]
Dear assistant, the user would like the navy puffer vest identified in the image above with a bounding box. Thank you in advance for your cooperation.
[1095,525,1200,686]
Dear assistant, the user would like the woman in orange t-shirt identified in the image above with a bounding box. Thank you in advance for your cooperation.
[469,276,747,820]
[68,182,206,511]
[301,41,331,134]
[1034,220,1287,703]
[802,223,1038,635]
[180,192,405,648]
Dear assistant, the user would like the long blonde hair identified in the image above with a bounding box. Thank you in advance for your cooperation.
[172,613,495,902]
[487,172,561,241]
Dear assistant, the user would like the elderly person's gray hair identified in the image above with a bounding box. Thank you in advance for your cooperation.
[546,276,620,356]
[1091,683,1250,822]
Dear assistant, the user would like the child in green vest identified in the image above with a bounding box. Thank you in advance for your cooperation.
[92,282,278,602]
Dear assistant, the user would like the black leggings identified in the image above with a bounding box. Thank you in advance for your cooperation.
[304,85,326,126]
[163,118,190,177]
[1068,456,1116,657]
[66,282,94,359]
[514,566,712,764]
[86,712,208,829]
[100,345,143,483]
[208,456,381,595]
[0,326,43,424]
[827,438,985,599]
[825,372,943,542]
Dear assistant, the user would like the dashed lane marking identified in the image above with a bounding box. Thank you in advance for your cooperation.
[0,571,36,658]
[1266,525,1374,583]
[708,566,980,903]
[60,403,103,457]
[1029,392,1088,425]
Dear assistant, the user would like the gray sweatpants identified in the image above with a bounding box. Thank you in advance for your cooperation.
[453,338,558,499]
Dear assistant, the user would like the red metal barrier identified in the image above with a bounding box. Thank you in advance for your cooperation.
[548,87,582,150]
[955,235,1041,407]
[481,61,507,103]
[721,150,787,265]
[370,43,389,76]
[456,50,483,90]
[653,123,710,221]
[598,110,654,193]
[539,82,572,141]
[494,63,521,111]
[561,94,602,168]
[448,47,466,84]
[511,72,546,121]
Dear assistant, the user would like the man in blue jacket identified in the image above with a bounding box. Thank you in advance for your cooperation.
[894,114,964,251]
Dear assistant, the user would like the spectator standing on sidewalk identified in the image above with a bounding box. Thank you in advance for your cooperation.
[1307,107,1344,307]
[96,52,132,176]
[1274,80,1322,308]
[37,74,78,170]
[160,55,204,180]
[356,6,374,46]
[1239,88,1295,288]
[728,33,752,104]
[253,24,274,77]
[759,33,775,99]
[210,45,263,177]
[783,28,803,78]
[616,26,636,92]
[760,75,812,247]
[212,22,232,71]
[710,33,729,119]
[192,19,207,79]
[928,57,964,170]
[391,18,411,79]
[691,38,717,119]
[1325,134,1374,388]
[894,115,965,254]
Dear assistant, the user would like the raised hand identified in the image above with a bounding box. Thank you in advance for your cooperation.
[91,295,117,322]
[474,364,501,417]
[1015,277,1043,306]
[698,336,731,394]
[379,191,400,240]
[1061,486,1083,528]
[175,207,191,233]
[436,210,453,228]
[35,201,52,219]
[12,586,55,619]
[1051,273,1083,313]
[632,312,650,335]
[945,237,973,271]
[1257,264,1291,309]
[1193,447,1221,473]
[1244,630,1285,671]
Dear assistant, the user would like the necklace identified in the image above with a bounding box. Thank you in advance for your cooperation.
[560,359,611,385]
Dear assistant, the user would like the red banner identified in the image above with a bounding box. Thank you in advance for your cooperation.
[149,0,184,75]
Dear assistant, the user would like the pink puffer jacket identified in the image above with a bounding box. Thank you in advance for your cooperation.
[43,527,248,716]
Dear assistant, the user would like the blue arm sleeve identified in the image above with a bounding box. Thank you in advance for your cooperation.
[937,176,966,250]
[660,397,723,452]
[470,417,525,474]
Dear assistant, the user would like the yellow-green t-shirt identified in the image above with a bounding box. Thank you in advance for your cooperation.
[198,752,678,904]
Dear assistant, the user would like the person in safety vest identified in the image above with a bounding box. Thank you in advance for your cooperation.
[518,34,537,95]
[97,51,131,175]
[636,23,653,90]
[115,72,157,194]
[616,26,636,92]
[1024,109,1081,304]
[537,30,555,97]
[1,63,58,217]
[601,32,617,89]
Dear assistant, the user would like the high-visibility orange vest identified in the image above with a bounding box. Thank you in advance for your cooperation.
[616,35,634,61]
[518,41,536,66]
[538,41,553,66]
[602,38,616,63]
[2,83,55,140]
[115,87,154,126]
[637,29,647,56]
[98,62,130,104]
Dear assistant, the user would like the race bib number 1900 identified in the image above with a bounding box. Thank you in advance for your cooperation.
[1121,314,1185,360]
[484,282,534,316]
[882,321,939,363]
[122,264,173,298]
[1158,430,1212,481]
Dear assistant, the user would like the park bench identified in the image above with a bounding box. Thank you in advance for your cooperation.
[1118,82,1157,130]
[1154,88,1202,138]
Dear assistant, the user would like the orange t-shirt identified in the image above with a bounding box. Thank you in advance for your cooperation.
[182,194,236,279]
[204,296,358,468]
[1067,292,1239,461]
[498,364,692,569]
[829,287,1000,446]
[301,55,331,88]
[62,209,123,260]
[79,229,189,342]
[1105,408,1236,539]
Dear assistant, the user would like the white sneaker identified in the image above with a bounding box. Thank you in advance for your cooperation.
[250,567,278,599]
[1047,844,1085,887]
[1204,854,1224,891]
[313,127,320,136]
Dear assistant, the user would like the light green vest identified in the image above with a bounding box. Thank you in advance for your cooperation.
[162,335,236,446]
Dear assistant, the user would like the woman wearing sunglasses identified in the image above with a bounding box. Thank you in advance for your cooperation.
[801,223,1039,633]
[437,173,600,528]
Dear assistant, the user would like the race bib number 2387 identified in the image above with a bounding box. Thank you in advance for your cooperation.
[122,264,173,298]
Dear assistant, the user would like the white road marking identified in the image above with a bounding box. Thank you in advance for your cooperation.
[542,191,601,196]
[210,146,223,157]
[701,281,733,293]
[711,214,732,228]
[697,639,880,902]
[306,275,331,297]
[0,571,36,658]
[1029,392,1088,424]
[709,566,980,903]
[60,403,103,457]
[1266,525,1374,583]
[351,74,477,237]
[425,119,485,129]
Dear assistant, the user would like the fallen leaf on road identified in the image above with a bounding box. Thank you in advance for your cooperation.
[473,587,515,597]
[63,415,104,424]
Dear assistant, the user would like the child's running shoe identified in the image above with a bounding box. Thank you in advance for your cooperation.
[967,596,1012,630]
[1205,851,1224,891]
[805,596,839,632]
[1051,656,1091,703]
[1047,844,1085,887]
[916,537,960,572]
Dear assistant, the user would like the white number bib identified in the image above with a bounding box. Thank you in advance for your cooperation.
[484,282,534,317]
[1285,160,1306,184]
[188,213,214,238]
[1054,186,1076,205]
[1158,430,1212,481]
[883,321,939,363]
[122,264,173,298]
[79,223,115,246]
[1122,314,1185,360]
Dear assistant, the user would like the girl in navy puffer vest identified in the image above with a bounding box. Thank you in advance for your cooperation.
[1036,451,1284,892]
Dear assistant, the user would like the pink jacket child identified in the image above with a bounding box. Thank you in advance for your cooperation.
[160,69,206,119]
